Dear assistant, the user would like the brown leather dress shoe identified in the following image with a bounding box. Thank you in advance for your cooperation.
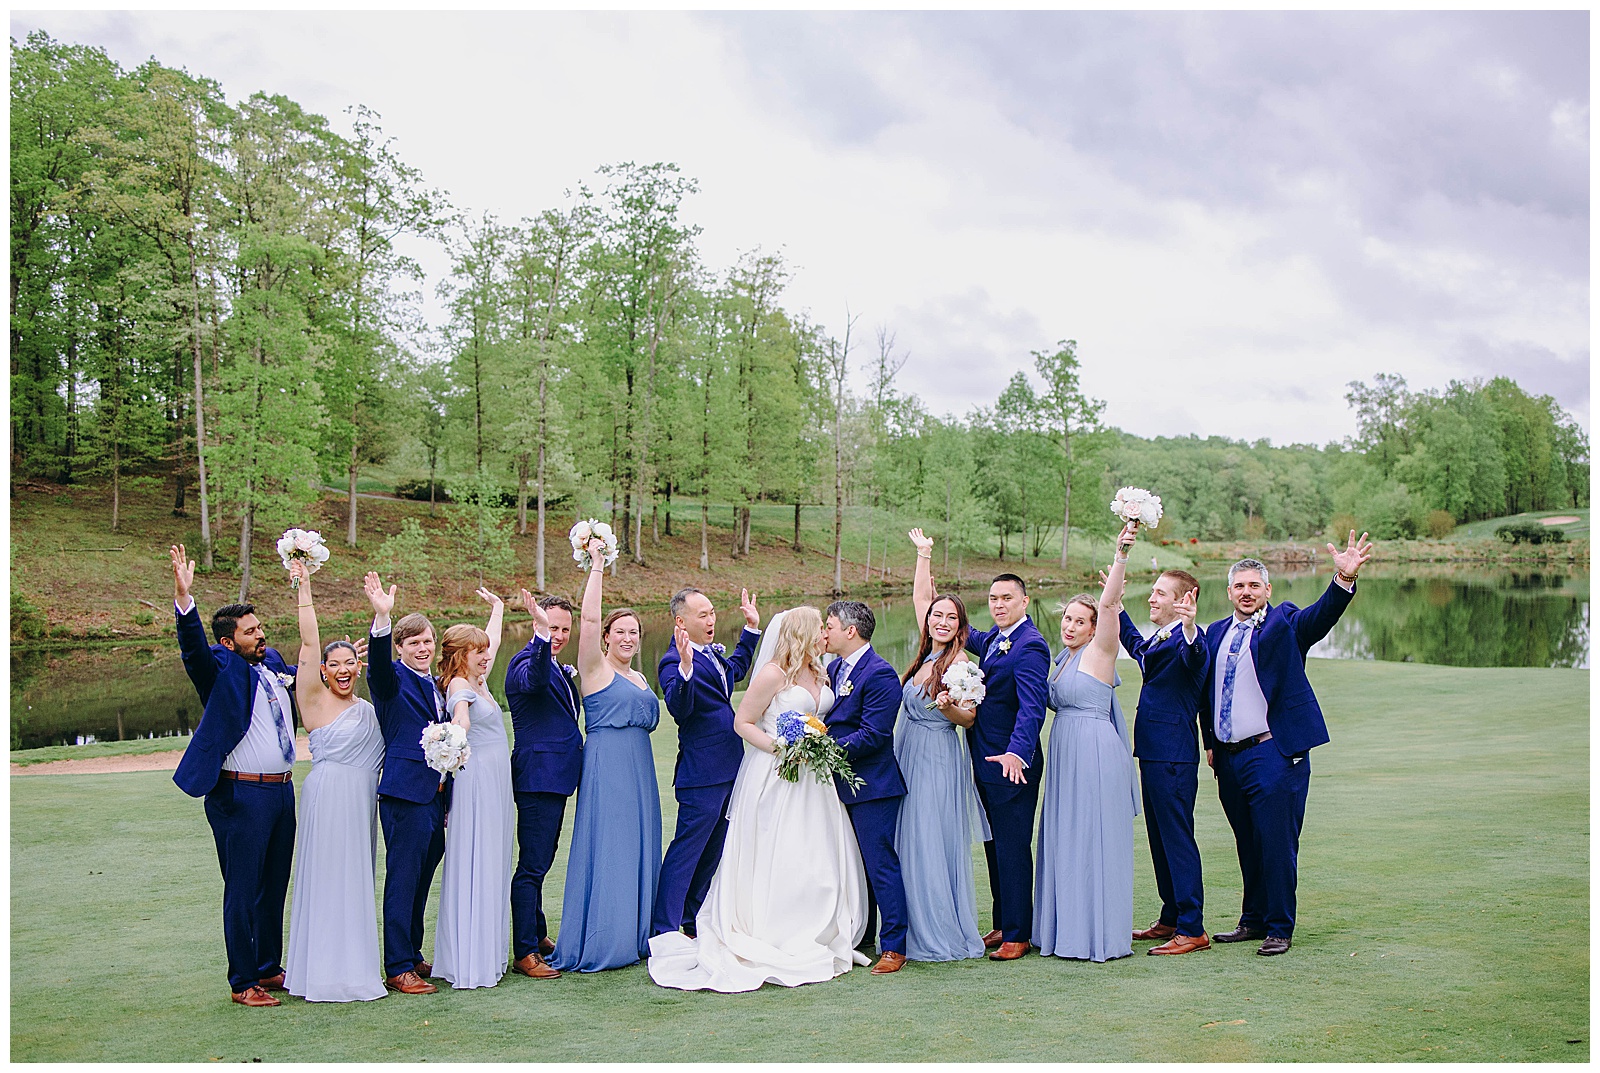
[539,937,556,958]
[1256,936,1292,956]
[981,929,1004,950]
[257,972,287,992]
[1133,921,1176,942]
[385,971,438,995]
[415,960,433,978]
[1149,933,1211,956]
[513,953,562,979]
[870,951,907,974]
[988,941,1029,961]
[231,985,281,1007]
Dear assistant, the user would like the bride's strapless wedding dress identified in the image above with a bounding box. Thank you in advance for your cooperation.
[648,683,869,992]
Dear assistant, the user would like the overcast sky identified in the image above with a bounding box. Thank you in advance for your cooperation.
[13,10,1590,443]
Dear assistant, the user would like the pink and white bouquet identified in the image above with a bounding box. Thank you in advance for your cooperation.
[276,528,330,588]
[1110,487,1163,529]
[569,518,620,571]
[421,722,471,788]
[927,660,987,709]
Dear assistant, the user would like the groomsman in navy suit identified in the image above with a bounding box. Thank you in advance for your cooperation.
[363,571,449,994]
[503,591,583,980]
[169,545,300,1007]
[964,573,1052,961]
[1118,568,1211,955]
[651,587,762,938]
[1200,531,1373,956]
[822,601,910,974]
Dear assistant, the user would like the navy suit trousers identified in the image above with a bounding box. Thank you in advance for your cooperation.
[379,793,446,977]
[1214,745,1310,939]
[973,774,1041,944]
[511,791,569,959]
[846,796,908,954]
[1139,760,1205,936]
[651,781,734,936]
[203,778,295,992]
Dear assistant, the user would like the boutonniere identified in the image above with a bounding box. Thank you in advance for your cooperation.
[1153,624,1174,643]
[997,638,1013,654]
[709,642,727,657]
[839,679,854,697]
[274,671,296,689]
[1246,608,1267,629]
[561,664,579,679]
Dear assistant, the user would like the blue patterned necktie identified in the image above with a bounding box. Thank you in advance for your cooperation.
[258,670,297,766]
[829,658,843,692]
[1217,622,1253,743]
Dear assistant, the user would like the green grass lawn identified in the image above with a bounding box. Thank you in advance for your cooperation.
[1452,509,1590,541]
[11,661,1588,1061]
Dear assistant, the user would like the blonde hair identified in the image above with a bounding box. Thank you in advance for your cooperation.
[437,623,490,687]
[770,606,827,686]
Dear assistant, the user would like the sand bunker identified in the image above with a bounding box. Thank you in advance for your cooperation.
[1540,516,1579,526]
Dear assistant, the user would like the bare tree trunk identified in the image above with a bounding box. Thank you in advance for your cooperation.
[111,440,120,532]
[944,477,952,571]
[699,502,709,571]
[1059,437,1073,569]
[741,506,751,556]
[865,529,872,583]
[237,492,254,603]
[516,452,530,536]
[535,441,546,592]
[346,452,359,548]
[190,249,213,569]
[651,502,659,544]
[428,448,438,516]
[793,501,802,552]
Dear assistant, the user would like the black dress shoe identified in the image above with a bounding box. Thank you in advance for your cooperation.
[1213,925,1268,944]
[680,923,697,940]
[1256,936,1292,956]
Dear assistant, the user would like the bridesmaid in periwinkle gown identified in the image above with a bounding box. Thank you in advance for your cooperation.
[550,535,662,973]
[433,589,514,989]
[283,560,386,1002]
[895,528,988,961]
[1034,522,1141,963]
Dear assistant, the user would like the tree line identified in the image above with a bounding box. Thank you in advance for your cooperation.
[11,32,1589,601]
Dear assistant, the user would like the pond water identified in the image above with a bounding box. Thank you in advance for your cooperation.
[11,565,1587,750]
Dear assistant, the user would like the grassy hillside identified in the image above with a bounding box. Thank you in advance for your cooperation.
[1452,508,1590,541]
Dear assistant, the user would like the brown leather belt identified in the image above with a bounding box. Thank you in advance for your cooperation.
[221,770,293,784]
[1218,732,1272,755]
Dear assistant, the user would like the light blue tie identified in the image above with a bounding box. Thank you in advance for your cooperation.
[1217,622,1252,743]
[259,671,297,766]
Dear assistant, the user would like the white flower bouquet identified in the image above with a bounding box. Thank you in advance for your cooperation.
[420,722,471,788]
[927,661,987,709]
[569,518,620,571]
[1110,486,1163,529]
[277,528,330,588]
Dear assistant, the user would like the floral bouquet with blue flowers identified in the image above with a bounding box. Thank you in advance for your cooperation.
[772,710,863,791]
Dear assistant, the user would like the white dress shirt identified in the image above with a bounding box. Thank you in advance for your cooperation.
[1213,618,1270,743]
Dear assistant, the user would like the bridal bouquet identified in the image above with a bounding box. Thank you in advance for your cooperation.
[772,710,864,792]
[421,722,471,788]
[926,661,986,709]
[1110,486,1163,529]
[276,528,330,588]
[569,518,620,571]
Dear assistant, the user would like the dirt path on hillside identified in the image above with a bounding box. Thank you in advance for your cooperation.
[11,735,311,777]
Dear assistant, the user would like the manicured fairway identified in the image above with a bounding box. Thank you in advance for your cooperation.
[11,660,1588,1061]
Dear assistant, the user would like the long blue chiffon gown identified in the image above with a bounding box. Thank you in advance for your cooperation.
[1034,645,1140,962]
[893,679,989,961]
[550,672,662,972]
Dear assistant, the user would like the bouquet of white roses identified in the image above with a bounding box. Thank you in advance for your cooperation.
[927,661,986,709]
[277,528,330,588]
[1110,486,1163,529]
[569,518,620,571]
[420,722,471,788]
[772,710,863,791]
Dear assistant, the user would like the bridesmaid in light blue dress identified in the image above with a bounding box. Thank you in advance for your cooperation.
[1034,525,1141,963]
[551,535,662,973]
[283,562,386,1002]
[894,528,989,961]
[433,588,514,989]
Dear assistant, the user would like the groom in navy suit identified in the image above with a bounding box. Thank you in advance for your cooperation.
[363,571,450,994]
[503,591,583,980]
[169,544,299,1007]
[964,573,1051,961]
[1119,568,1211,955]
[1200,531,1373,956]
[652,587,762,938]
[822,601,909,974]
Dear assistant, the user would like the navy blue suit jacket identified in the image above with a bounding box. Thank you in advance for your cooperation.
[824,647,907,804]
[1199,579,1355,757]
[1119,610,1209,764]
[368,630,450,804]
[658,628,760,789]
[503,634,583,797]
[964,616,1051,785]
[173,602,297,798]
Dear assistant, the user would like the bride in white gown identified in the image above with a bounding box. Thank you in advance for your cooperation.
[648,606,868,992]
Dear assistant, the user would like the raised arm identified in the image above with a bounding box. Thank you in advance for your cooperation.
[909,528,936,632]
[290,561,322,710]
[170,543,220,701]
[575,538,609,687]
[1082,522,1135,683]
[363,570,398,702]
[733,663,786,754]
[476,587,505,669]
[722,590,762,684]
